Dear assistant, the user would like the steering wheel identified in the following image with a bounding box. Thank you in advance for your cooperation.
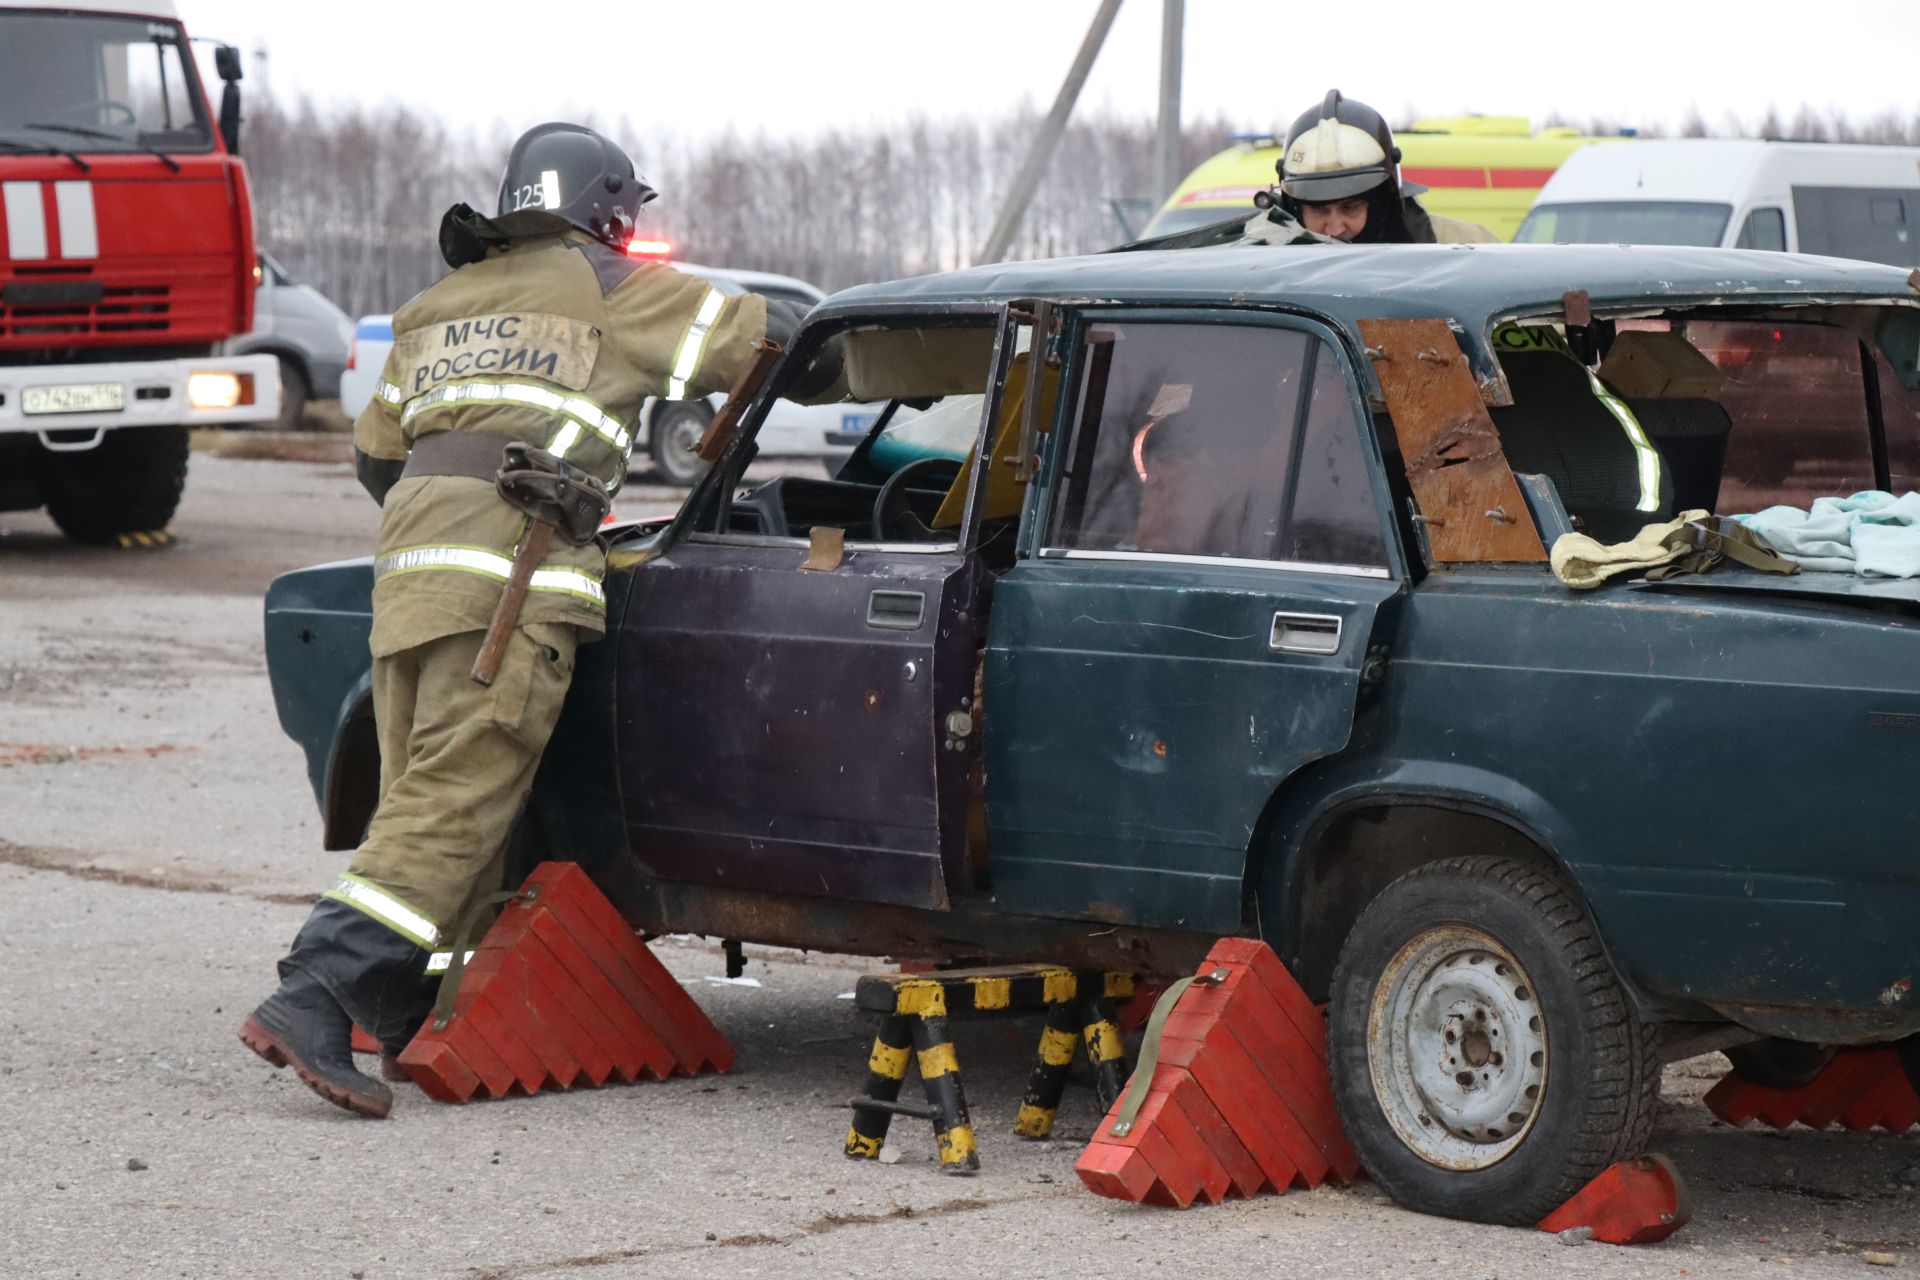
[871,458,964,541]
[56,100,138,128]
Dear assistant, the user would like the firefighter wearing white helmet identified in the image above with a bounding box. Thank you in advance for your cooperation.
[1273,90,1496,244]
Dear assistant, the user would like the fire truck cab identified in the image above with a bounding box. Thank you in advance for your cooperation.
[0,0,277,545]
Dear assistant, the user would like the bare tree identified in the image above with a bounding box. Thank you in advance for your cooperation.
[238,92,1920,317]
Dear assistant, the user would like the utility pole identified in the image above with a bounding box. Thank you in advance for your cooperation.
[1152,0,1184,206]
[975,0,1125,265]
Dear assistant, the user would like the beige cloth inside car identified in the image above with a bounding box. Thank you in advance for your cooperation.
[1550,509,1709,590]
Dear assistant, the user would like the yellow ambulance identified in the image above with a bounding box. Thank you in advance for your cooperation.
[1141,116,1624,243]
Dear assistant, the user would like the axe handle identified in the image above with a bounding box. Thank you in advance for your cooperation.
[695,339,785,462]
[470,520,557,686]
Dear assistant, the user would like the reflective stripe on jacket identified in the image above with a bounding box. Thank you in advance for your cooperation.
[352,232,772,656]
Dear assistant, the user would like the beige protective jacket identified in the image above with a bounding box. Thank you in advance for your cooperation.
[1404,201,1499,244]
[353,232,775,656]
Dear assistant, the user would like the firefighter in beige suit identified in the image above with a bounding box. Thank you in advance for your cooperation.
[240,123,827,1117]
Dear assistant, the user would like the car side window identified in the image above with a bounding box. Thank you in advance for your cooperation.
[1281,341,1389,567]
[1734,208,1786,252]
[1048,321,1384,567]
[1792,187,1920,267]
[1685,319,1877,512]
[1875,347,1920,494]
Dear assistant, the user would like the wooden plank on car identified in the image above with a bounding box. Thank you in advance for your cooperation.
[1358,317,1547,564]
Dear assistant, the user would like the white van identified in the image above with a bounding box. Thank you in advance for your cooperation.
[1516,140,1920,265]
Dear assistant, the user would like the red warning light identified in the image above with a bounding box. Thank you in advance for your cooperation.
[626,238,673,259]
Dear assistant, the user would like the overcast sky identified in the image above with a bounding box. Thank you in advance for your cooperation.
[178,0,1920,148]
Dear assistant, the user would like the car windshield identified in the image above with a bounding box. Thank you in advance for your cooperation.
[864,394,979,470]
[0,12,211,153]
[1139,204,1253,239]
[1516,201,1733,247]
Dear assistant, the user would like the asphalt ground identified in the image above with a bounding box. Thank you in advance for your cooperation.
[1,438,1917,1279]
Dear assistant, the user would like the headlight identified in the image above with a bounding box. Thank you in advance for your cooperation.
[188,371,251,410]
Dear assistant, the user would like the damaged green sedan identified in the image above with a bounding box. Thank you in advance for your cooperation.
[266,242,1920,1223]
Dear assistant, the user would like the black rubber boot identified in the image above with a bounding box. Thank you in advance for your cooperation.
[245,897,437,1115]
[240,969,394,1118]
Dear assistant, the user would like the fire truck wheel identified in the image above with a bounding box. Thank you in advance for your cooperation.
[1328,854,1661,1226]
[273,357,310,431]
[41,426,189,546]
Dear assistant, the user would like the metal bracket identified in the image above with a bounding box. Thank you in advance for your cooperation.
[1014,299,1055,483]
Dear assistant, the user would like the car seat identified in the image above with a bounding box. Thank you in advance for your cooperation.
[1490,351,1676,543]
[1622,398,1732,516]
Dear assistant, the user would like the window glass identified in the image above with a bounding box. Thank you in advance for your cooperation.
[704,317,1002,542]
[0,13,211,149]
[1876,347,1920,495]
[1792,186,1920,267]
[1139,204,1253,239]
[1685,320,1875,512]
[1049,322,1381,565]
[1515,201,1732,247]
[121,32,198,135]
[1735,208,1787,252]
[1281,342,1387,566]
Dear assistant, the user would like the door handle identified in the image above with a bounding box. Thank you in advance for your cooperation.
[1270,611,1342,655]
[867,589,925,631]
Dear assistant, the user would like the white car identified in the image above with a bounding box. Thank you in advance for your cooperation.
[339,262,876,486]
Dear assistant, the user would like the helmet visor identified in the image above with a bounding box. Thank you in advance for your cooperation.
[1281,164,1392,204]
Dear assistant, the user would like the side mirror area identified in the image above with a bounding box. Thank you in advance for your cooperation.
[214,45,242,155]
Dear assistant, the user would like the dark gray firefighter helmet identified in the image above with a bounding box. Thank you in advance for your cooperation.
[495,122,657,249]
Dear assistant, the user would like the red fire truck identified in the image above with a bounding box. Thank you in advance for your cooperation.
[0,1,277,545]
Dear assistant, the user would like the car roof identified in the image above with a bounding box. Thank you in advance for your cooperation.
[823,243,1917,330]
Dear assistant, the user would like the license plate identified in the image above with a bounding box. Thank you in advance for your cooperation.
[23,382,125,415]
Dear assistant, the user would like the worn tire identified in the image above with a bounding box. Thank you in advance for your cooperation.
[273,355,310,431]
[1724,1039,1836,1091]
[40,425,189,545]
[648,400,711,487]
[1328,854,1661,1226]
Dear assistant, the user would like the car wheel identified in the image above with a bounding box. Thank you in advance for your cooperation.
[1723,1039,1836,1090]
[273,356,310,431]
[649,401,712,487]
[1328,854,1660,1226]
[40,425,189,545]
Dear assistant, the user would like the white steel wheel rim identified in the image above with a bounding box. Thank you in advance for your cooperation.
[1366,924,1549,1171]
[663,411,704,466]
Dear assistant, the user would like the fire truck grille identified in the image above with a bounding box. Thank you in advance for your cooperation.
[0,283,172,337]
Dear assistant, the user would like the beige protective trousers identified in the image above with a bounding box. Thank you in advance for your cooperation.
[340,621,578,945]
